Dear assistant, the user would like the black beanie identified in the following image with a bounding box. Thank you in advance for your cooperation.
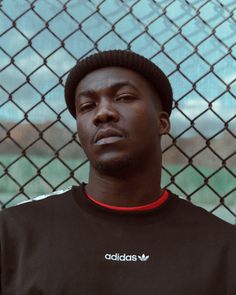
[64,50,173,118]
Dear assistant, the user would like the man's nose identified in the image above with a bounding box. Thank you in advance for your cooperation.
[93,99,120,126]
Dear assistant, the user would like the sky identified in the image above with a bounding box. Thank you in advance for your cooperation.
[0,0,235,137]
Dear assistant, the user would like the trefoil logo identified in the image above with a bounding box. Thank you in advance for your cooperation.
[138,254,149,261]
[105,253,150,262]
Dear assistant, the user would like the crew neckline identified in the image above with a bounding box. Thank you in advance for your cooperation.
[85,189,170,212]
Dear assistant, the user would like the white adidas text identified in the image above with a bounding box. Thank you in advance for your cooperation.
[105,253,149,262]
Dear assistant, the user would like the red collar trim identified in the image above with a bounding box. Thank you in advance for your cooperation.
[85,190,170,212]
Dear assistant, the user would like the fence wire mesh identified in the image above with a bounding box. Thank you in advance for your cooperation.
[0,0,235,223]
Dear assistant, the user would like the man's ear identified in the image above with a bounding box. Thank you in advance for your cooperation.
[159,111,170,135]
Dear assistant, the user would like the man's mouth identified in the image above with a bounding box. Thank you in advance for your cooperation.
[94,128,124,145]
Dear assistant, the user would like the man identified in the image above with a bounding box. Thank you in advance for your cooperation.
[0,50,235,294]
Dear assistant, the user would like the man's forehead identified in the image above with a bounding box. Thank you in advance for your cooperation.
[76,66,152,94]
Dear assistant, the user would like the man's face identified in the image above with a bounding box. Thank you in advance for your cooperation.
[75,67,170,174]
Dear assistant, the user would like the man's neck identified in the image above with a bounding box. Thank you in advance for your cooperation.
[85,163,162,207]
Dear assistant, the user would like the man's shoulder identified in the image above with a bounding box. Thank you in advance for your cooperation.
[0,186,76,223]
[169,194,236,235]
[18,186,73,206]
[171,193,236,235]
[0,186,83,249]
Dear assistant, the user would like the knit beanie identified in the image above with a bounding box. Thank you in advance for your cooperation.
[64,50,173,117]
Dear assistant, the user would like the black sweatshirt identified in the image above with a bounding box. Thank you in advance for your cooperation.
[0,184,236,295]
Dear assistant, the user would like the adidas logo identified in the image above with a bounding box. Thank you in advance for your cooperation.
[138,254,149,261]
[105,253,149,262]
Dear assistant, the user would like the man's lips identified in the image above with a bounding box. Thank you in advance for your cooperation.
[94,128,124,145]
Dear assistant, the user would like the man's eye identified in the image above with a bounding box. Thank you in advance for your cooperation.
[116,95,136,102]
[79,103,95,113]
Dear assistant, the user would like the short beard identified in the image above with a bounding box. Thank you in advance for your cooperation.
[92,155,135,178]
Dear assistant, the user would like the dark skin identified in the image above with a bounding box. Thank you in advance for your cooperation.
[75,67,170,207]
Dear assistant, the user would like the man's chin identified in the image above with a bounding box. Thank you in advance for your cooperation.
[92,155,133,176]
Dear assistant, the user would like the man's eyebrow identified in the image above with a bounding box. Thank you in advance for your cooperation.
[76,81,139,99]
[76,90,96,100]
[109,81,139,92]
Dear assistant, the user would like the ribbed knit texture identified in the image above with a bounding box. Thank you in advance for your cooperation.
[64,50,173,118]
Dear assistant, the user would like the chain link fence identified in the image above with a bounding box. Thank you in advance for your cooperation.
[0,0,235,223]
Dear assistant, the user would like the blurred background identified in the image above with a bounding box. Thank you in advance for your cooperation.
[0,0,235,223]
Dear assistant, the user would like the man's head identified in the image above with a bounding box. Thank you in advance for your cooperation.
[64,50,172,176]
[65,50,173,118]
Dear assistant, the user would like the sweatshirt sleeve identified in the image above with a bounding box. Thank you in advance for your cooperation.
[228,232,236,295]
[0,214,3,295]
